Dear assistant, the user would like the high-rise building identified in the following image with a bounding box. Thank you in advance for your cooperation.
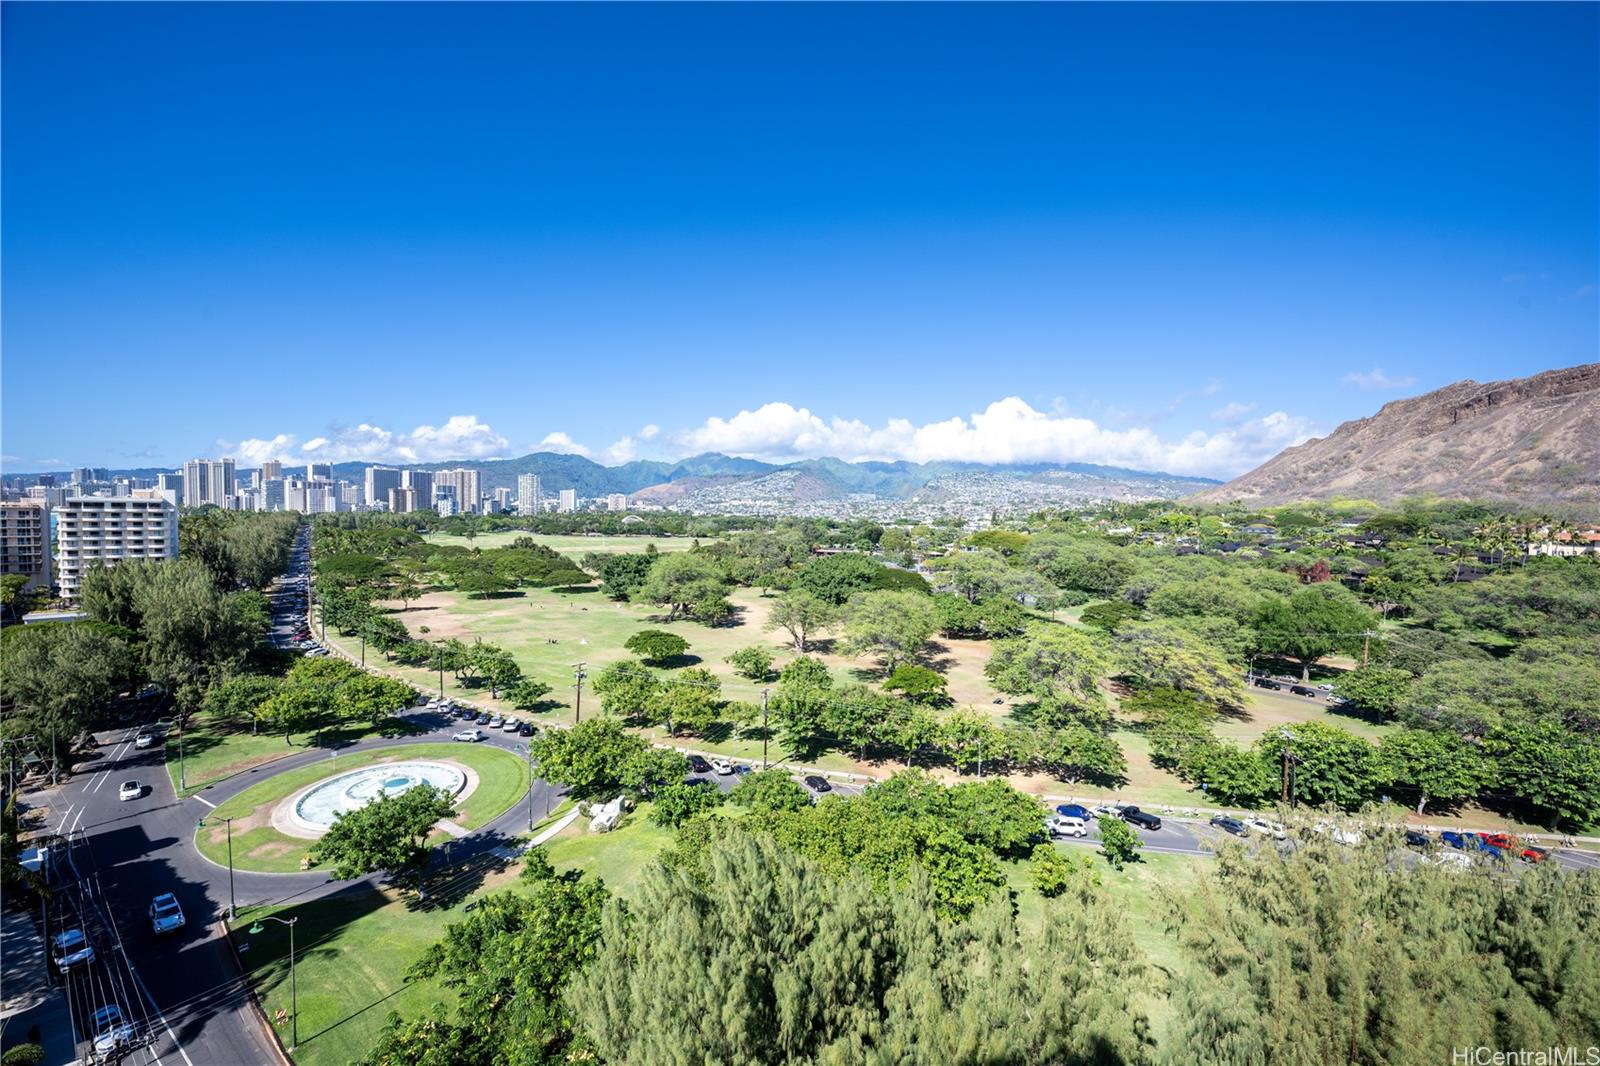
[492,487,513,512]
[402,470,433,506]
[182,458,236,508]
[263,479,286,512]
[306,462,333,481]
[157,472,184,497]
[283,477,308,513]
[54,496,178,599]
[0,500,52,594]
[338,481,361,509]
[559,488,577,513]
[517,474,542,516]
[433,469,482,514]
[387,486,417,514]
[434,488,458,517]
[606,493,628,512]
[365,467,401,510]
[259,460,284,481]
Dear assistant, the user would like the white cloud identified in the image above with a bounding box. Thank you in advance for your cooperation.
[674,397,1314,479]
[536,432,590,457]
[638,424,660,440]
[1210,401,1257,423]
[1342,368,1417,392]
[225,415,509,466]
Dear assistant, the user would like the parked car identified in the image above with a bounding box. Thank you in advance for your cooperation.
[803,775,832,794]
[456,706,475,719]
[710,757,734,775]
[1121,807,1162,831]
[52,929,95,972]
[1047,814,1090,838]
[488,716,504,729]
[453,729,485,743]
[1091,803,1127,819]
[1441,830,1474,850]
[1210,815,1249,837]
[1426,851,1474,870]
[148,893,185,935]
[734,763,754,775]
[517,723,533,737]
[501,718,520,732]
[1288,684,1317,697]
[1312,821,1362,846]
[1519,845,1551,864]
[687,755,713,774]
[91,1005,136,1057]
[1475,839,1505,861]
[475,712,491,724]
[1054,803,1093,821]
[134,732,157,749]
[1253,677,1282,690]
[118,781,143,802]
[1478,832,1515,849]
[1245,817,1288,840]
[1404,829,1431,849]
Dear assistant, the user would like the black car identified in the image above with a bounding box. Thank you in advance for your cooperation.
[803,775,832,793]
[475,712,491,724]
[1253,677,1282,690]
[687,755,712,774]
[1210,815,1248,837]
[1289,684,1317,697]
[517,723,533,736]
[1404,829,1431,849]
[1121,806,1162,831]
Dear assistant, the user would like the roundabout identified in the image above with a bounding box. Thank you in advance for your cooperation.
[194,743,531,873]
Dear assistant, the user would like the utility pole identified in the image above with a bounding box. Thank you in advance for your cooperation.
[178,720,186,793]
[1361,630,1372,667]
[49,721,57,786]
[200,817,237,920]
[526,743,535,831]
[760,689,770,771]
[572,663,586,724]
[1279,727,1292,807]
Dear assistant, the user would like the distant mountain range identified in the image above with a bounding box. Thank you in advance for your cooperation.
[1190,363,1600,507]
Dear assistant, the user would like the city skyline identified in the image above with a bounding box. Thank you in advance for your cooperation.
[3,4,1594,477]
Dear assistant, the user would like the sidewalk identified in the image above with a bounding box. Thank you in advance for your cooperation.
[0,908,78,1066]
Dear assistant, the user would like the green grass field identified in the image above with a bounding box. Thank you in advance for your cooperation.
[421,531,705,558]
[195,743,530,872]
[167,712,427,798]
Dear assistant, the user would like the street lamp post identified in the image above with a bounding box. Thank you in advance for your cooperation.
[248,915,299,1052]
[199,816,236,920]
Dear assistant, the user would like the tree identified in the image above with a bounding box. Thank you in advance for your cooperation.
[624,629,690,665]
[1254,584,1375,680]
[1376,728,1488,814]
[728,769,812,812]
[312,784,457,887]
[634,553,729,622]
[1255,721,1377,809]
[1079,599,1144,633]
[648,782,725,827]
[453,567,515,598]
[591,660,661,720]
[1113,620,1245,707]
[659,669,721,735]
[505,678,554,710]
[361,614,413,660]
[985,625,1109,716]
[940,549,1014,603]
[201,674,281,733]
[882,664,948,706]
[1030,843,1074,897]
[0,620,138,731]
[1482,714,1600,829]
[1333,664,1413,717]
[1037,721,1128,786]
[790,552,881,605]
[839,590,937,670]
[724,645,774,682]
[1183,742,1277,806]
[529,718,685,798]
[595,552,656,601]
[1096,814,1142,868]
[390,576,422,612]
[763,588,833,654]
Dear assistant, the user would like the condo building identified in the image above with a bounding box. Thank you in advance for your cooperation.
[54,496,178,599]
[0,500,52,594]
[517,473,542,516]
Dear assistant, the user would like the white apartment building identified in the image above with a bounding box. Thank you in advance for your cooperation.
[606,493,628,512]
[54,496,178,599]
[387,486,417,514]
[492,487,513,512]
[559,488,577,513]
[434,469,482,514]
[182,458,236,508]
[0,500,52,593]
[259,460,284,481]
[517,474,542,516]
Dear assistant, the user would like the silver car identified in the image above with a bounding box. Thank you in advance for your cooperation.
[52,929,95,972]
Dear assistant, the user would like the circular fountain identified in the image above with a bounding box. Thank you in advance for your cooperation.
[289,761,467,833]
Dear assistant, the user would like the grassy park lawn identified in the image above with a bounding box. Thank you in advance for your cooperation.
[421,531,704,558]
[167,711,428,798]
[195,744,530,873]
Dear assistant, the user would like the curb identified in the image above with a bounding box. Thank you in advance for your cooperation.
[218,919,295,1066]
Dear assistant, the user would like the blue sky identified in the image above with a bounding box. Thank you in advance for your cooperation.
[3,3,1595,478]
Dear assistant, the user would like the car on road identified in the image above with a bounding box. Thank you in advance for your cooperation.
[90,1005,136,1057]
[1252,677,1282,690]
[427,699,444,710]
[455,706,474,719]
[1210,815,1249,837]
[1441,831,1474,850]
[1404,829,1431,849]
[1478,832,1515,850]
[501,718,520,732]
[453,729,485,742]
[710,757,734,775]
[1047,814,1090,838]
[1120,806,1162,831]
[1519,845,1551,864]
[134,732,157,749]
[803,775,832,794]
[149,893,185,934]
[687,755,713,774]
[1475,839,1505,861]
[1054,803,1093,821]
[1245,817,1288,839]
[1288,684,1317,697]
[52,929,95,972]
[118,781,143,802]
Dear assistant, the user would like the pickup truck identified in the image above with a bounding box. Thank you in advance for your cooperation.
[1120,806,1162,831]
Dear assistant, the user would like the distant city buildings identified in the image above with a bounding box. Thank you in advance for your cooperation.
[517,474,542,516]
[402,470,434,510]
[606,493,628,512]
[0,500,52,593]
[259,460,284,481]
[365,467,401,510]
[54,496,178,599]
[434,468,482,514]
[559,488,577,513]
[387,486,417,513]
[182,458,236,508]
[492,487,513,512]
[306,462,333,481]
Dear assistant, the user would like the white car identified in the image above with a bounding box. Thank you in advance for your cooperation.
[118,781,143,802]
[91,1005,136,1056]
[1091,803,1127,819]
[710,757,734,775]
[52,928,95,972]
[149,893,185,935]
[1427,851,1475,870]
[1047,815,1090,838]
[453,729,484,743]
[134,732,157,749]
[1312,821,1363,846]
[1244,817,1288,840]
[501,718,521,732]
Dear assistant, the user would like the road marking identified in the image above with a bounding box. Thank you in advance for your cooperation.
[55,803,76,833]
[192,794,217,809]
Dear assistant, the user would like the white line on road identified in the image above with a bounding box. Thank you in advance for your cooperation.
[192,794,217,809]
[55,803,76,834]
